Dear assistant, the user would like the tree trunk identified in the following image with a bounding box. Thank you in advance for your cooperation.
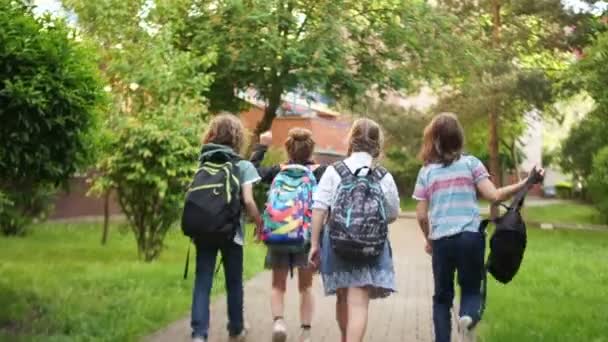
[254,87,283,137]
[489,0,502,219]
[101,190,110,245]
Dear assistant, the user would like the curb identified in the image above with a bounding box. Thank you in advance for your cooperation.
[398,212,607,232]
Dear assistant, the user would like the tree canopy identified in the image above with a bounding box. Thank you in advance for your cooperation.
[177,0,481,136]
[434,0,596,185]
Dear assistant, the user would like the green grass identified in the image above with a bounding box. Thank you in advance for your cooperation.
[479,227,608,342]
[522,202,602,225]
[0,222,266,342]
[400,197,418,211]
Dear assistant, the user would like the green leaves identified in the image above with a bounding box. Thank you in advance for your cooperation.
[96,111,202,261]
[588,146,608,224]
[0,0,105,235]
[178,0,480,133]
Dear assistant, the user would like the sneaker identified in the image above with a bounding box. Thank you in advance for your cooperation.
[192,337,206,342]
[458,316,476,342]
[272,318,287,342]
[229,327,248,342]
[299,326,311,342]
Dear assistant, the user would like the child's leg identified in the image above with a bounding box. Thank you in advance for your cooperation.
[335,288,348,342]
[191,243,219,339]
[297,267,314,326]
[221,241,245,337]
[345,287,370,342]
[432,238,457,342]
[456,232,485,322]
[271,267,289,319]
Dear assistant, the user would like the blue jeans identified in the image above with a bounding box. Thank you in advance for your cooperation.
[431,232,485,342]
[191,240,244,339]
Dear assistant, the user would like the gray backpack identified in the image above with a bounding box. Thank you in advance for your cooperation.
[328,161,388,260]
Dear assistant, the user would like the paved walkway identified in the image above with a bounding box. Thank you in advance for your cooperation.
[145,219,455,342]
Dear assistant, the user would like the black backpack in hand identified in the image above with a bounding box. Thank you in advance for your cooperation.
[477,168,543,324]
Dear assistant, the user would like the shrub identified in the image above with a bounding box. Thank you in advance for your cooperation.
[94,111,202,261]
[0,1,104,235]
[384,148,421,196]
[588,146,608,224]
[555,181,573,199]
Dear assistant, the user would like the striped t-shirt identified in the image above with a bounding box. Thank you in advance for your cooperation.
[412,155,490,240]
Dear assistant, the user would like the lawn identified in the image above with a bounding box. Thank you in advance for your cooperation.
[0,222,266,342]
[479,227,608,342]
[400,197,418,211]
[522,202,602,225]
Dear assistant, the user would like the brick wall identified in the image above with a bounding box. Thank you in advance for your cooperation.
[239,107,351,156]
[49,176,122,219]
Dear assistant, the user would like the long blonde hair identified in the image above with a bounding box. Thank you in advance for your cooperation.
[202,113,245,153]
[347,118,384,158]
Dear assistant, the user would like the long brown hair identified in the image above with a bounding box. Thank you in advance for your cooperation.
[202,113,245,153]
[418,112,464,165]
[285,128,315,163]
[347,118,384,158]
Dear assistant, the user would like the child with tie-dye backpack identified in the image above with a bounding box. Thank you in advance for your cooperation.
[249,128,326,342]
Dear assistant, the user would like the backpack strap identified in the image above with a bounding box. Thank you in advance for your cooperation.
[333,161,353,179]
[371,166,388,182]
[473,218,492,329]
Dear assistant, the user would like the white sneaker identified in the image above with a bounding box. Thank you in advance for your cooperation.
[192,337,206,342]
[458,316,476,342]
[272,318,287,342]
[299,326,311,342]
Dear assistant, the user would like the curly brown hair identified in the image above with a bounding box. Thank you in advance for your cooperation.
[418,112,464,166]
[347,118,384,158]
[285,128,315,163]
[203,113,245,153]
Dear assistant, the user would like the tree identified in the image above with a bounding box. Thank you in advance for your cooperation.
[588,146,608,224]
[0,1,104,235]
[63,0,214,259]
[177,0,481,138]
[435,0,582,190]
[561,21,608,184]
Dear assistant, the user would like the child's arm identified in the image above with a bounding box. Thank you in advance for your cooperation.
[476,168,545,203]
[249,133,281,184]
[415,200,432,254]
[241,183,263,237]
[308,208,327,268]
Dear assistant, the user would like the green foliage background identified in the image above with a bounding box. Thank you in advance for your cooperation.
[0,0,105,235]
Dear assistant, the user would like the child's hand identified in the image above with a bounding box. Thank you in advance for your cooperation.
[424,239,432,255]
[253,221,263,243]
[259,131,272,146]
[528,166,545,185]
[308,244,321,269]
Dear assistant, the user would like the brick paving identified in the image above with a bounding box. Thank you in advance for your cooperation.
[144,218,457,342]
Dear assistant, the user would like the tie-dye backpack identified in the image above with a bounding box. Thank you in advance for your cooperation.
[262,164,318,253]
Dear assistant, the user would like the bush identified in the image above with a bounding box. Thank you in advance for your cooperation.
[0,1,104,235]
[94,111,202,261]
[588,146,608,224]
[384,148,421,196]
[555,181,573,199]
